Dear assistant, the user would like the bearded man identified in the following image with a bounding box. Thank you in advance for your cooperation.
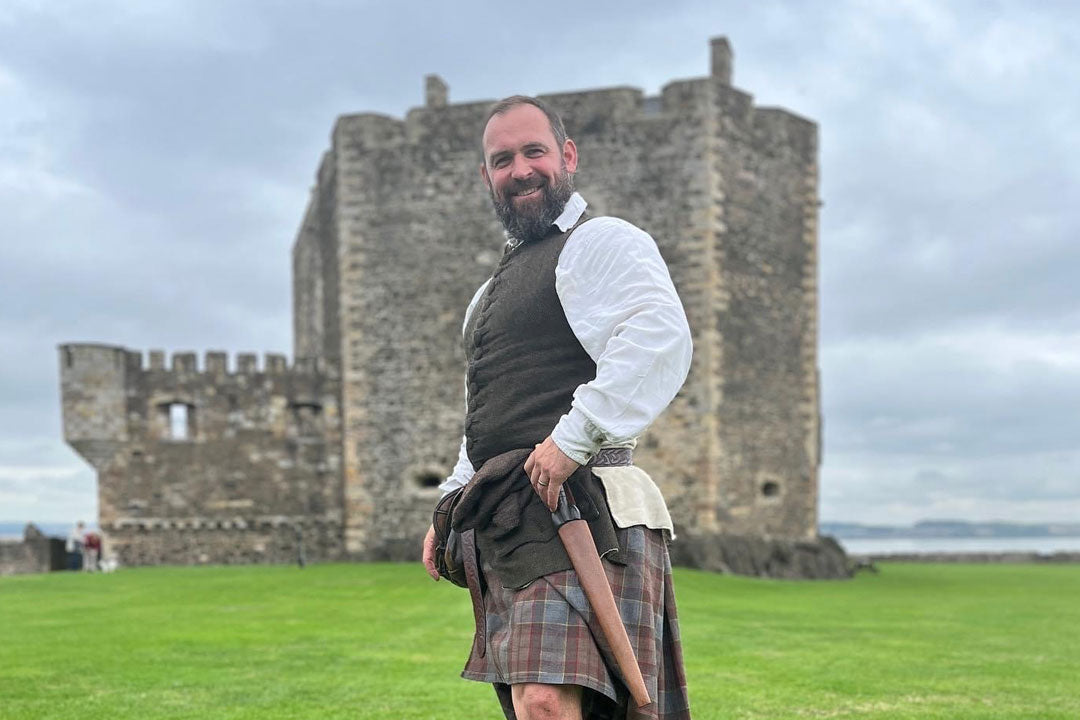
[422,96,693,720]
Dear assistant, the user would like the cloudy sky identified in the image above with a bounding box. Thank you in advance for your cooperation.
[1,0,1077,527]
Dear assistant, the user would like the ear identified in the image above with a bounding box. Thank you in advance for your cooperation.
[562,138,578,174]
[480,163,491,190]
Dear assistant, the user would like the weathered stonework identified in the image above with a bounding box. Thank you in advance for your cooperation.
[60,37,844,577]
[59,345,343,566]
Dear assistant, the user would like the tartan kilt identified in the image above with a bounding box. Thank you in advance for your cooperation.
[461,524,691,720]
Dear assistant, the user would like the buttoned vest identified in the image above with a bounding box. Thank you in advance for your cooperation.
[464,216,595,468]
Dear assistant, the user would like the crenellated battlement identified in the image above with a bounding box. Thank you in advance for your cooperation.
[62,344,333,379]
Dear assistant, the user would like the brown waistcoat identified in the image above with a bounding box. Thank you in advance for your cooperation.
[464,216,594,468]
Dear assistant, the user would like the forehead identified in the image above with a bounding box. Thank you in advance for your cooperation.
[482,104,557,157]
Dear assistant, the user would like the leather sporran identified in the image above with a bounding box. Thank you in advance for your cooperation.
[432,488,468,587]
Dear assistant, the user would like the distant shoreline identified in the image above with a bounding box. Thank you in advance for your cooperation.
[850,551,1080,564]
[821,519,1080,540]
[0,522,96,541]
[837,535,1080,556]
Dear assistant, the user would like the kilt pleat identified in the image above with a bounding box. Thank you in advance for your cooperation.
[461,525,692,719]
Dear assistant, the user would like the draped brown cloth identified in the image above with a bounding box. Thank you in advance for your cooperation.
[451,448,621,590]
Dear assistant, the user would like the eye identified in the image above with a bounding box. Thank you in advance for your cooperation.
[525,148,545,158]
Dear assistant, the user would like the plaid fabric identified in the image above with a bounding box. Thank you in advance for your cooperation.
[461,525,691,719]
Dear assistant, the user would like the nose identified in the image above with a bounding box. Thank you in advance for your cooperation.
[510,154,533,180]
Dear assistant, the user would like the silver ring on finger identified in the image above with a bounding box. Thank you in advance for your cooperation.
[538,480,550,487]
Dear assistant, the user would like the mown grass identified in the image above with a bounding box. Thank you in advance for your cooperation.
[1,562,1077,719]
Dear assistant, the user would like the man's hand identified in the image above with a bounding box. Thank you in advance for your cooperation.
[524,436,581,511]
[421,524,439,581]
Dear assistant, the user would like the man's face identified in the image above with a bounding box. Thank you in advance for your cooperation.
[481,104,578,242]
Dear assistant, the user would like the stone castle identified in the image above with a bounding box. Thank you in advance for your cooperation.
[59,38,846,577]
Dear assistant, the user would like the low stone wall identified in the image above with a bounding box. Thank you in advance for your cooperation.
[668,532,852,579]
[104,519,345,567]
[0,525,65,576]
[0,539,39,576]
[851,551,1080,564]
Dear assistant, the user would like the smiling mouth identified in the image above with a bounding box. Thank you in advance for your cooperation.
[509,181,544,199]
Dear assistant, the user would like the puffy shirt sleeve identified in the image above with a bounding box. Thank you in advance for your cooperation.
[549,217,693,464]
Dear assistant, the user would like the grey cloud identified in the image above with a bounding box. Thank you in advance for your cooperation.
[824,333,1080,456]
[821,448,1080,525]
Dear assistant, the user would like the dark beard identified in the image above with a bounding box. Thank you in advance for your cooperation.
[490,169,574,244]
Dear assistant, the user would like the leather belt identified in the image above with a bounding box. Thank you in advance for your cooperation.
[587,447,633,467]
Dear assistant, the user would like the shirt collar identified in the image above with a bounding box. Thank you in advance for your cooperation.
[506,192,588,247]
[554,192,587,232]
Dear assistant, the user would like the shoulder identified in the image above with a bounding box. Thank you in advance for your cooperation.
[564,216,654,256]
[576,215,651,243]
[561,215,662,268]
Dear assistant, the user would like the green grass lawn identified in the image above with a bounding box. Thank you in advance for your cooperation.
[1,562,1078,719]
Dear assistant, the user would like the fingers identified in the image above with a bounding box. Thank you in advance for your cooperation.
[421,525,439,581]
[525,448,544,495]
[533,465,553,505]
[422,549,438,580]
[545,478,560,512]
[535,468,559,511]
[527,442,561,509]
[525,440,573,510]
[525,448,541,486]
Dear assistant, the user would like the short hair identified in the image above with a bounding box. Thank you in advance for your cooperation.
[481,95,568,160]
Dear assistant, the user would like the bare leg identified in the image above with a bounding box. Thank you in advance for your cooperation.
[510,683,583,720]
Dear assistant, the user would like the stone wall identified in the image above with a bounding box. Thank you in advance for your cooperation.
[0,525,63,576]
[59,345,344,566]
[293,151,343,367]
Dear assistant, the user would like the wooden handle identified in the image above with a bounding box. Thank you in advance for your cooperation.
[558,520,651,708]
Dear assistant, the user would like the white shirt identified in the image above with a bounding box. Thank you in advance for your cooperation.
[439,193,692,531]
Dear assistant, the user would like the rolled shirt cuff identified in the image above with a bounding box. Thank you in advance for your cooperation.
[551,409,604,466]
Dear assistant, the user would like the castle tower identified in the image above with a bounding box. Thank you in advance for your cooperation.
[60,344,132,476]
[291,36,832,573]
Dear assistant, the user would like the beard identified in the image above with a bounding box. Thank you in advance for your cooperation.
[489,166,575,244]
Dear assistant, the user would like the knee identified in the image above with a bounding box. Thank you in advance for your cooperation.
[514,683,580,720]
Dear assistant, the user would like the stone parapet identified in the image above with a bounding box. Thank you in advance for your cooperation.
[0,525,64,576]
[103,518,344,567]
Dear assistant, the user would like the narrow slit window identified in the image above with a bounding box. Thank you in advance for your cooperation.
[416,472,442,490]
[169,403,190,440]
